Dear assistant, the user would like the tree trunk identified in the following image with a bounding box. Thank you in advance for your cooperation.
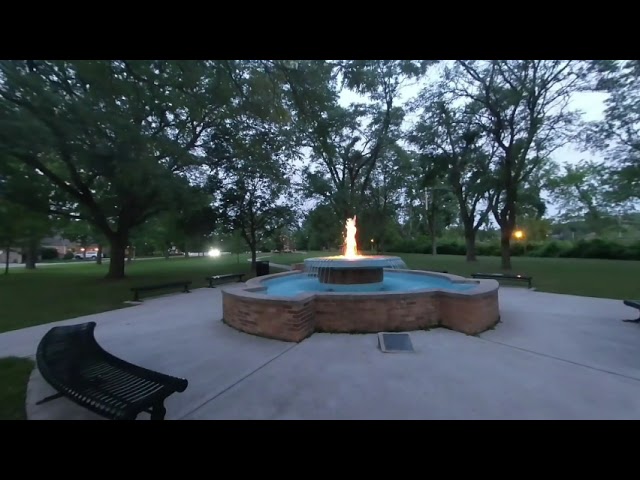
[500,229,512,270]
[4,242,9,275]
[431,235,437,256]
[251,248,257,272]
[464,228,477,262]
[25,238,38,269]
[164,242,170,260]
[106,236,127,279]
[96,244,103,265]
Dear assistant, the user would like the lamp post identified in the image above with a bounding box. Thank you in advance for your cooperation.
[370,238,374,253]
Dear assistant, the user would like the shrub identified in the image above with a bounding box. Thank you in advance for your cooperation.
[40,247,59,260]
[63,252,74,260]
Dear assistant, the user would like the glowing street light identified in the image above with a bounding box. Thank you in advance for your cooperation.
[514,230,524,240]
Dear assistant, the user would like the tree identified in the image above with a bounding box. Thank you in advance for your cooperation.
[408,91,496,261]
[0,60,234,279]
[547,160,628,233]
[303,204,342,251]
[359,145,412,252]
[212,125,297,270]
[292,61,435,221]
[0,199,53,271]
[586,60,640,202]
[448,60,584,269]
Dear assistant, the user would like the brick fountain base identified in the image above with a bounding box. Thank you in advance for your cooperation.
[221,265,500,343]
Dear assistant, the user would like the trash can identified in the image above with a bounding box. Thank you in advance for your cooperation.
[255,260,270,276]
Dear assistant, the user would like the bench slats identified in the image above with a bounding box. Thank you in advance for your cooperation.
[206,273,245,288]
[36,322,188,420]
[471,272,533,288]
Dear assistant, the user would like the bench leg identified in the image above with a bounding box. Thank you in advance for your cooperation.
[133,291,140,302]
[150,402,167,420]
[184,284,190,293]
[36,392,64,405]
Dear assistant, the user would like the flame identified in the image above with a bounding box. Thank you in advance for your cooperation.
[343,216,360,259]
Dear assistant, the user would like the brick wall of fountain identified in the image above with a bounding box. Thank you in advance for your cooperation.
[221,270,500,342]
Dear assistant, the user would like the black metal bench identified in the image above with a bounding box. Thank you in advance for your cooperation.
[35,321,188,420]
[471,272,533,289]
[130,280,192,301]
[622,300,640,323]
[205,273,245,288]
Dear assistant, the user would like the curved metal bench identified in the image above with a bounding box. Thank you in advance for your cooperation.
[36,321,188,420]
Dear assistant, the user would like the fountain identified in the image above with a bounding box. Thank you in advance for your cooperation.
[221,217,500,342]
[303,216,407,286]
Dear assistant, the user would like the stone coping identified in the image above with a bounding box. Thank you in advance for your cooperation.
[303,255,404,269]
[223,269,498,302]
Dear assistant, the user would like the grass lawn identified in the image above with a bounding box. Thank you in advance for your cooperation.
[266,251,640,300]
[1,250,638,335]
[0,356,35,420]
[0,254,256,334]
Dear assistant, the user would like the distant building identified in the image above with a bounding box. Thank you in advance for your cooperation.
[41,235,76,255]
[0,248,22,264]
[40,235,101,256]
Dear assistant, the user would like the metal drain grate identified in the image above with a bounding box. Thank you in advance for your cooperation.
[378,332,415,353]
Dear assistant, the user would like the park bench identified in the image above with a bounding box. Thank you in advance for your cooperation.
[471,272,533,289]
[205,273,245,288]
[130,280,192,302]
[622,300,640,323]
[35,321,188,420]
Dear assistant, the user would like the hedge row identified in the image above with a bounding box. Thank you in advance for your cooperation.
[387,238,640,261]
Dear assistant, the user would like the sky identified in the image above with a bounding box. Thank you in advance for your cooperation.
[339,76,609,168]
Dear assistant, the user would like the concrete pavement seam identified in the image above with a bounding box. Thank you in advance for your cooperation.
[478,336,640,383]
[177,342,300,419]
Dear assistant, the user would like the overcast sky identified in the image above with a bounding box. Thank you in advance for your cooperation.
[338,76,609,168]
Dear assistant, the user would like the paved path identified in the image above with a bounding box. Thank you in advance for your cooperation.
[5,285,640,420]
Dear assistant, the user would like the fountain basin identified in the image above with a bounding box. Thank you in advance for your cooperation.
[221,269,500,342]
[304,255,406,285]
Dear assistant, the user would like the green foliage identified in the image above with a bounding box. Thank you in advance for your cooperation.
[0,60,236,278]
[40,247,59,260]
[586,60,640,202]
[386,237,640,261]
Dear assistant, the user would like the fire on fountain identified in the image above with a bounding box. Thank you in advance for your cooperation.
[303,216,407,285]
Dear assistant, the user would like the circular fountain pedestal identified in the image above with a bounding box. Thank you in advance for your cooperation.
[318,267,383,285]
[304,255,407,285]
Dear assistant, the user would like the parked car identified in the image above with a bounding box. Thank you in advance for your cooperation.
[74,253,108,260]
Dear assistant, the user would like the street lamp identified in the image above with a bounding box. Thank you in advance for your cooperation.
[370,238,374,253]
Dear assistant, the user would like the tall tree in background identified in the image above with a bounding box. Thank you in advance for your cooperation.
[0,60,234,279]
[546,159,629,233]
[409,91,496,261]
[293,61,435,223]
[587,60,640,202]
[447,60,583,269]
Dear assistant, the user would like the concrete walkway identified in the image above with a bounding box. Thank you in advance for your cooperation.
[6,285,640,420]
